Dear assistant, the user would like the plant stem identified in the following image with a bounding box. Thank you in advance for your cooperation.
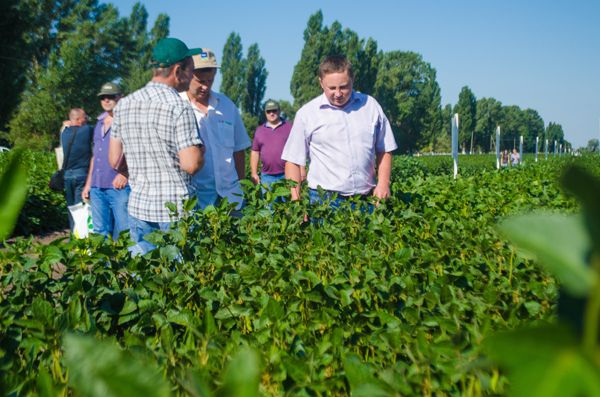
[583,253,600,358]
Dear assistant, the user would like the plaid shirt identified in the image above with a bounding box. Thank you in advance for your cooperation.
[112,81,202,222]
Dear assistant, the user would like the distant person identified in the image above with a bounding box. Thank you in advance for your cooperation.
[250,99,305,196]
[178,48,251,212]
[501,149,509,167]
[81,82,130,239]
[511,148,520,165]
[109,38,204,255]
[61,108,93,230]
[281,55,397,209]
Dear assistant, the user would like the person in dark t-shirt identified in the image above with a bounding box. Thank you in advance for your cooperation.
[61,108,93,229]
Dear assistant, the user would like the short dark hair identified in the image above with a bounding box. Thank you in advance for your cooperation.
[153,57,191,78]
[319,55,353,80]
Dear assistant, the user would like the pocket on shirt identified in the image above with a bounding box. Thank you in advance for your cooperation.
[359,122,377,148]
[216,121,235,148]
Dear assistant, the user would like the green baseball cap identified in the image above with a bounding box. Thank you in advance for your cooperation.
[97,82,121,96]
[151,38,201,68]
[264,100,280,111]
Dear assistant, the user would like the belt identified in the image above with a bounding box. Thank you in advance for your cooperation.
[309,188,372,200]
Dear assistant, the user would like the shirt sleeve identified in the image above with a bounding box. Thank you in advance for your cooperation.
[375,104,398,153]
[251,129,262,151]
[174,106,203,152]
[233,109,251,151]
[281,111,308,165]
[111,107,121,140]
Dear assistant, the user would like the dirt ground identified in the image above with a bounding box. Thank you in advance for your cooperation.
[35,229,70,244]
[5,229,70,246]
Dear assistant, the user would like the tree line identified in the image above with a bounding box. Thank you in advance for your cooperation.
[1,4,569,153]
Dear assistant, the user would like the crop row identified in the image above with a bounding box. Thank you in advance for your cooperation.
[1,153,597,396]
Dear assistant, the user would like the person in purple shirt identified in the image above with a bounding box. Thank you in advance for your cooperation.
[82,82,130,239]
[250,99,305,195]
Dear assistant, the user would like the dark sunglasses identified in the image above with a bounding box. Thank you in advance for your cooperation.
[265,109,279,114]
[99,95,117,101]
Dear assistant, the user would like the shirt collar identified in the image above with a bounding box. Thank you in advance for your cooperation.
[97,111,109,121]
[264,120,284,130]
[318,91,360,109]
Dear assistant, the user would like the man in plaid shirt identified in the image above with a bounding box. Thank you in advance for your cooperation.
[109,38,205,255]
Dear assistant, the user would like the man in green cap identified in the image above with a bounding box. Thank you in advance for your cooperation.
[109,38,205,255]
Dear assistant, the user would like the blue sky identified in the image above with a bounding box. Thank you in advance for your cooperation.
[115,0,600,148]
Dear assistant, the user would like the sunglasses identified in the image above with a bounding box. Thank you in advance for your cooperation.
[265,109,279,114]
[100,95,117,101]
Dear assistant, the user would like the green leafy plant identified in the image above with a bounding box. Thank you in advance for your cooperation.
[489,165,600,396]
[0,149,28,240]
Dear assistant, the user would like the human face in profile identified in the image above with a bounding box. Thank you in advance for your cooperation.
[176,57,194,92]
[320,70,353,108]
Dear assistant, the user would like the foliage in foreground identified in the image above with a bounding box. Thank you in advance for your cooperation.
[487,165,600,396]
[3,156,594,396]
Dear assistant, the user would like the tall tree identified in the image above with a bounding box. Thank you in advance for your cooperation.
[586,138,599,153]
[436,104,453,152]
[373,51,441,153]
[290,10,326,108]
[120,5,169,94]
[546,122,565,151]
[521,108,545,152]
[242,43,268,117]
[475,97,503,152]
[291,11,381,108]
[453,86,477,152]
[7,1,157,149]
[220,32,245,107]
[499,105,525,150]
[0,0,79,133]
[354,38,380,95]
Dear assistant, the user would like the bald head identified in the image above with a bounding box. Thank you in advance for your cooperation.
[68,108,87,126]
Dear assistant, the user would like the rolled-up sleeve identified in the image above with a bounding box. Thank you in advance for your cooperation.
[174,107,203,152]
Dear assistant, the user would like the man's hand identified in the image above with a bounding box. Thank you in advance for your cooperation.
[81,184,90,201]
[251,173,260,185]
[372,182,390,204]
[112,173,128,189]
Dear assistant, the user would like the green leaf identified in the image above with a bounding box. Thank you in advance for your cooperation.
[64,334,171,397]
[343,354,391,397]
[561,166,600,252]
[0,149,28,240]
[497,213,595,296]
[484,325,600,397]
[219,348,261,397]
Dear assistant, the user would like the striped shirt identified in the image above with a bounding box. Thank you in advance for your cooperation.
[112,82,202,222]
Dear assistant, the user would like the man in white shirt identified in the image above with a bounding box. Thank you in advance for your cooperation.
[282,55,397,206]
[179,48,251,210]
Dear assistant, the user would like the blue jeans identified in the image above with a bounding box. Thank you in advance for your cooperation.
[308,189,374,213]
[64,170,87,231]
[261,173,286,204]
[261,173,285,193]
[128,216,171,256]
[90,186,131,239]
